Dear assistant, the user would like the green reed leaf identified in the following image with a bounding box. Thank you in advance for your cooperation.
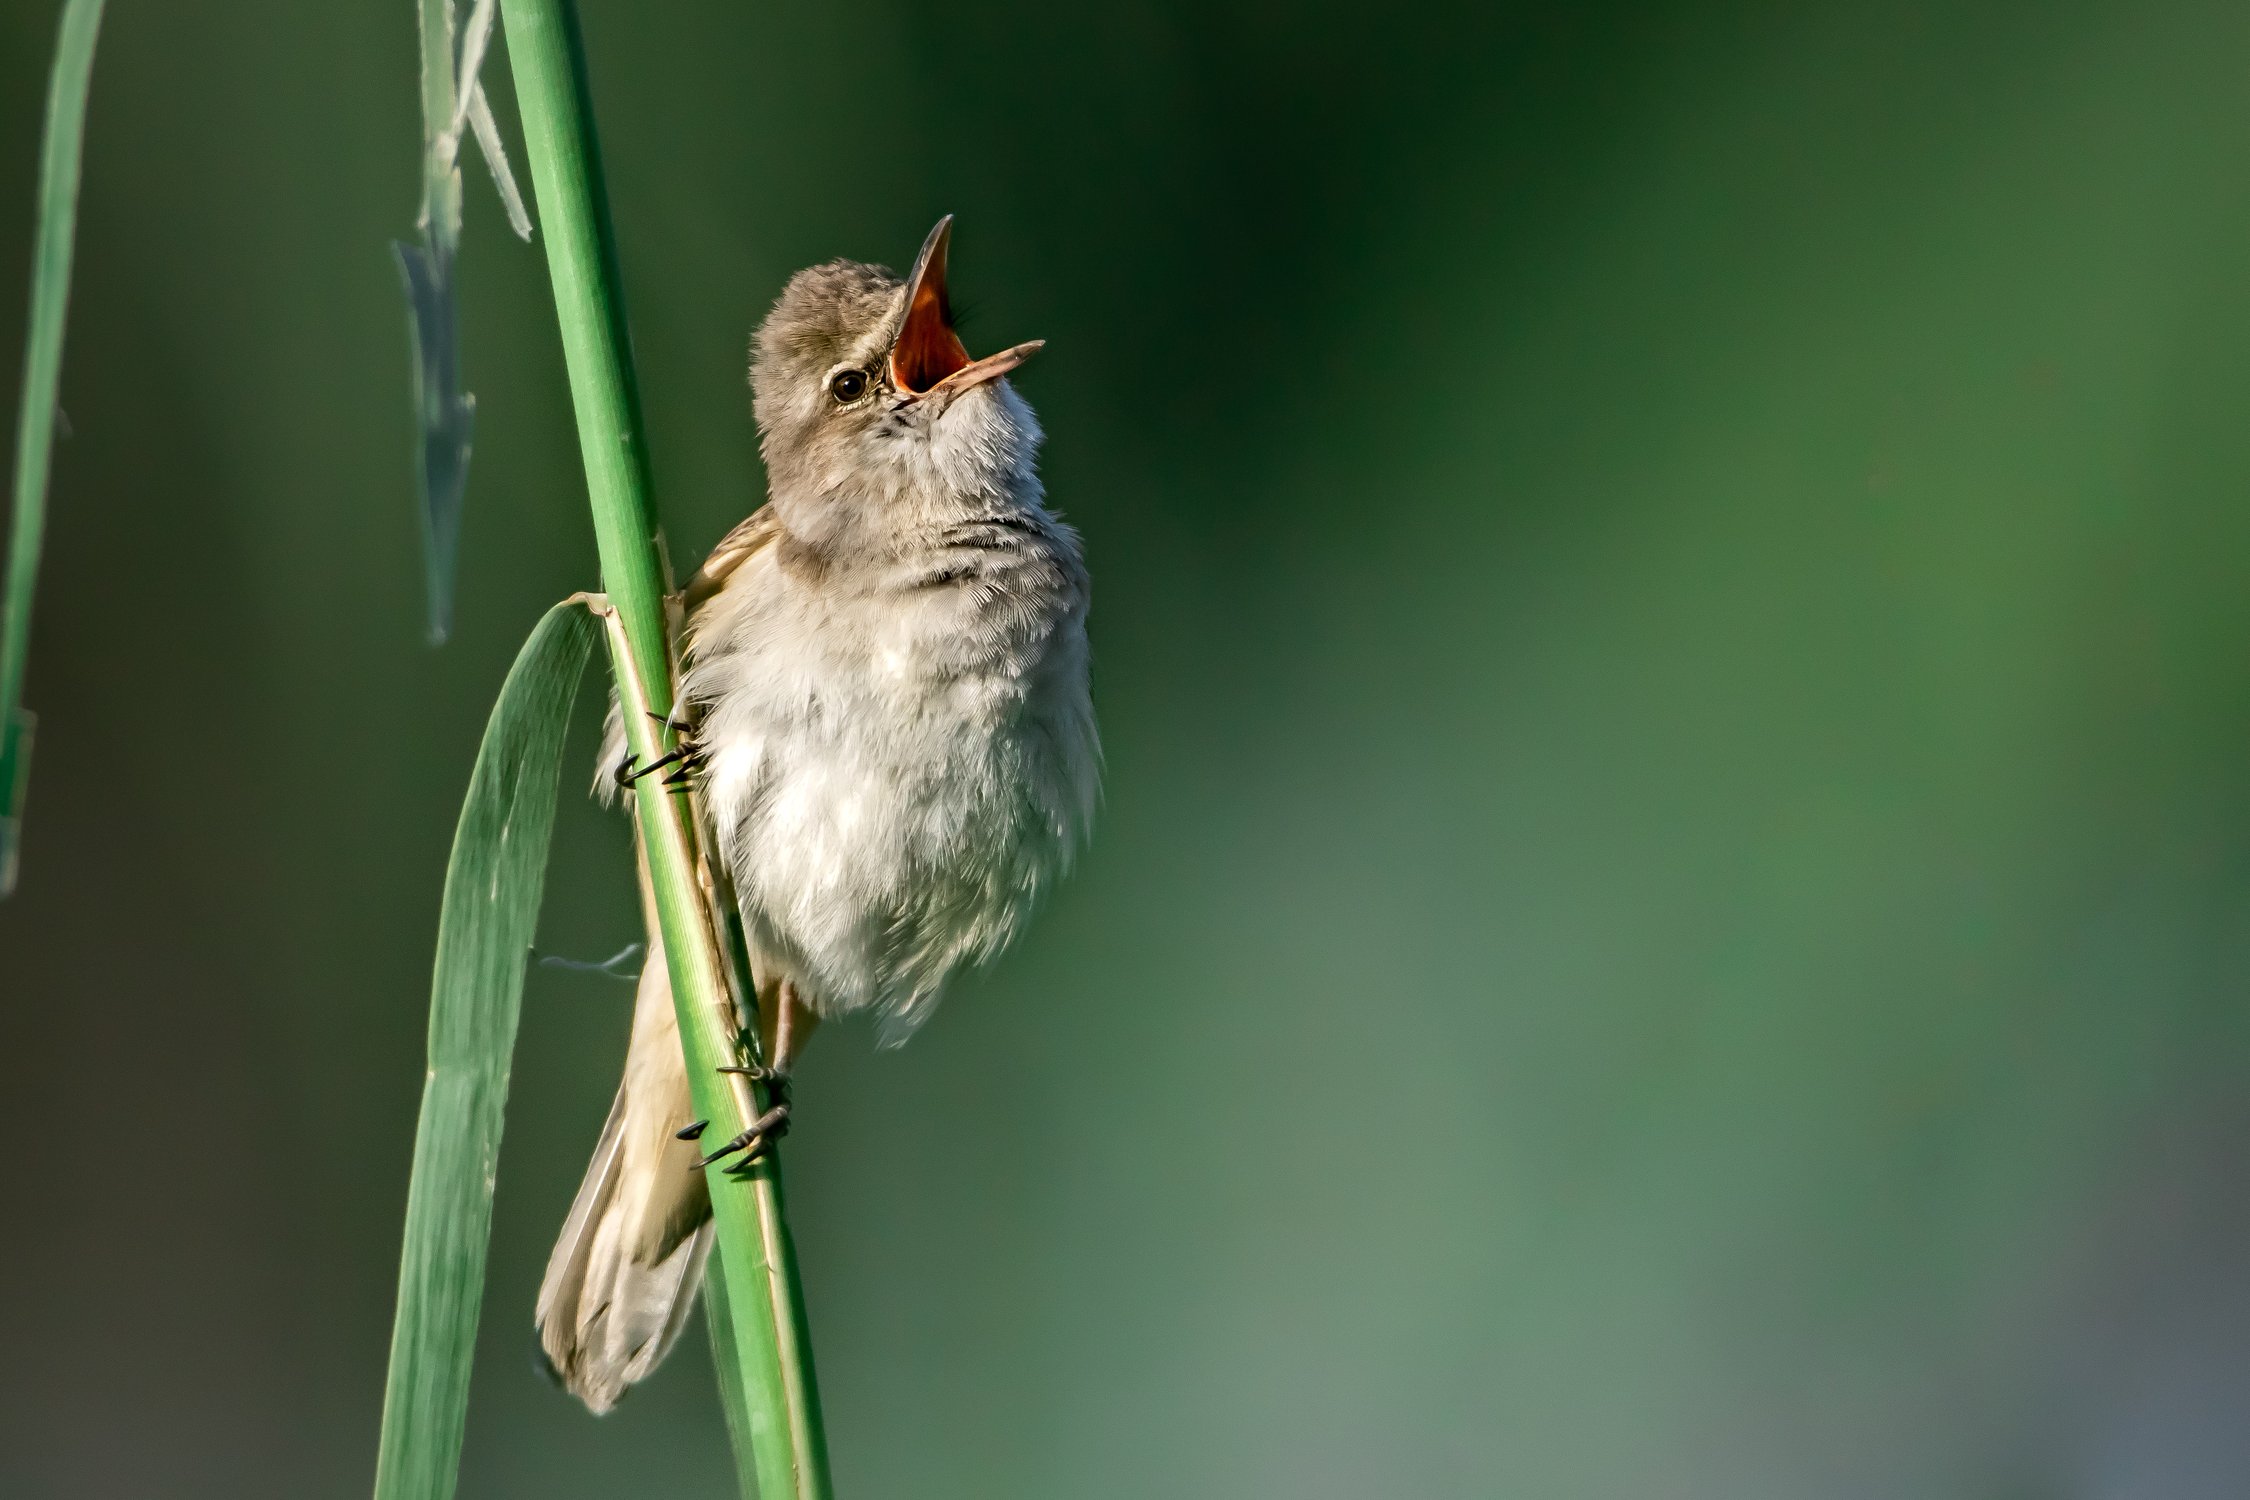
[372,600,597,1500]
[1,0,106,898]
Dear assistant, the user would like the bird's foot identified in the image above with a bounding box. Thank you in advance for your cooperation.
[615,714,707,791]
[693,1103,791,1169]
[717,1061,790,1098]
[621,728,706,791]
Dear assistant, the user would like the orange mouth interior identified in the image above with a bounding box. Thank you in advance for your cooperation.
[889,277,973,394]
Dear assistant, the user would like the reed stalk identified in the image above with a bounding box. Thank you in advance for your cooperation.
[495,2,833,1495]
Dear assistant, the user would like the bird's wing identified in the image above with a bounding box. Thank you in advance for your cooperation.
[594,508,780,798]
[682,505,781,611]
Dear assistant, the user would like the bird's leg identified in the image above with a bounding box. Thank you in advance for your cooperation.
[718,978,820,1090]
[754,978,820,1099]
[716,1062,787,1092]
[698,982,820,1169]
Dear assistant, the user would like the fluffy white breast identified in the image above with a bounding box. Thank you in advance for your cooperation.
[683,504,1096,1039]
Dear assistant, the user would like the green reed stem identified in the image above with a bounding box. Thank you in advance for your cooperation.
[494,3,833,1495]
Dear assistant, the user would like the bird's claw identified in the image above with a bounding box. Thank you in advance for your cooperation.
[615,733,708,791]
[719,1062,792,1111]
[693,1104,791,1169]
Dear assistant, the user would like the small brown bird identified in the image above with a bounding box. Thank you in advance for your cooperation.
[536,219,1099,1412]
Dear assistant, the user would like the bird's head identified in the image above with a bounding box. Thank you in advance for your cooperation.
[750,217,1043,514]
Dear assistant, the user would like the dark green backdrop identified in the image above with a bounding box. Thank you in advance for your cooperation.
[5,2,2249,1496]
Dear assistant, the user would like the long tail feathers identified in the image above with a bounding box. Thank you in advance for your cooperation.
[535,863,714,1413]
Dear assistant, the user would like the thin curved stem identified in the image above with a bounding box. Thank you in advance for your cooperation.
[493,4,832,1495]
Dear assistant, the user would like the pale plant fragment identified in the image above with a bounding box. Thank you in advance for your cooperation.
[445,0,532,241]
[398,0,532,645]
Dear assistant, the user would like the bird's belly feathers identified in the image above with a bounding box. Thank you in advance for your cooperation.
[689,579,1093,1037]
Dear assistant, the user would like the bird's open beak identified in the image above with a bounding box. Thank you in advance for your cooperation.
[889,215,1043,399]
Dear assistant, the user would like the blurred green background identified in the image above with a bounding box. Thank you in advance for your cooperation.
[6,1,2250,1495]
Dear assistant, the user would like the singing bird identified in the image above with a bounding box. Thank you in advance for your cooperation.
[537,218,1099,1412]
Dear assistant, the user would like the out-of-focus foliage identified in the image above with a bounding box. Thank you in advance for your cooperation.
[1,0,104,896]
[396,0,529,646]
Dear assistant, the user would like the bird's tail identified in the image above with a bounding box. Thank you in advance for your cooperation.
[535,854,713,1413]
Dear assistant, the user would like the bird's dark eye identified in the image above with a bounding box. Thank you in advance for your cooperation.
[827,368,868,403]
